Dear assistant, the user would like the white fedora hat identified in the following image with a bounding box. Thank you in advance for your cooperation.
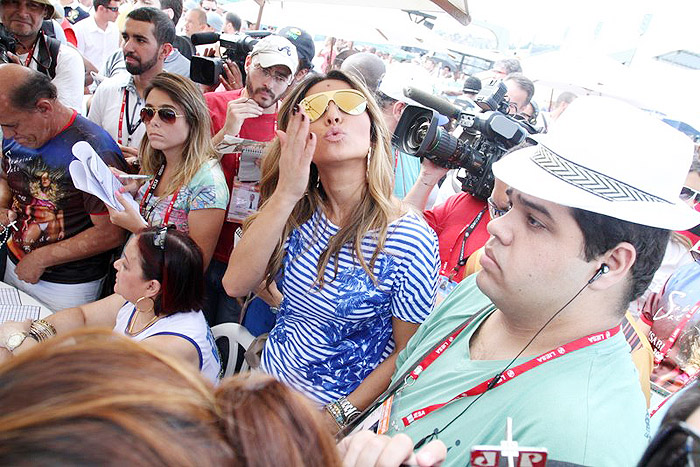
[492,96,700,231]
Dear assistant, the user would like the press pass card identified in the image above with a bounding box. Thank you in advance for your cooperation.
[227,180,260,223]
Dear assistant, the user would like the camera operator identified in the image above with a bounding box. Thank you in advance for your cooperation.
[202,34,297,326]
[0,0,84,111]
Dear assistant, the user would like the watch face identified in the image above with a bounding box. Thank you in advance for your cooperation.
[7,332,26,350]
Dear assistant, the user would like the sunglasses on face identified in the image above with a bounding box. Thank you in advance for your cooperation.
[139,106,185,124]
[299,89,368,123]
[681,186,700,206]
[487,196,510,220]
[104,5,119,11]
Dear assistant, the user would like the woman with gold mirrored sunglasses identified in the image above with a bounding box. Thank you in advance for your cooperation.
[224,70,440,434]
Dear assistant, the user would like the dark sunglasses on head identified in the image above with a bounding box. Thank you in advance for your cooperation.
[299,89,367,123]
[139,106,185,124]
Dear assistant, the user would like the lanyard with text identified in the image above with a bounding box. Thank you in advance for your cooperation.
[653,305,700,365]
[400,323,621,427]
[23,37,38,68]
[439,207,487,279]
[118,89,142,146]
[139,164,180,226]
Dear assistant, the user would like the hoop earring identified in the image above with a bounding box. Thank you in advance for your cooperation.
[135,296,155,314]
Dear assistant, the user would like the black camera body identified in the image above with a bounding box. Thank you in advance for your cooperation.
[0,24,17,64]
[394,81,532,200]
[190,31,270,86]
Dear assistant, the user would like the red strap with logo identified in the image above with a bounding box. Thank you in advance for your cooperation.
[401,324,621,427]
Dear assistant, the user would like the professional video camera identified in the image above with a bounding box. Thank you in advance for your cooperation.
[0,24,17,64]
[394,80,536,200]
[189,30,270,86]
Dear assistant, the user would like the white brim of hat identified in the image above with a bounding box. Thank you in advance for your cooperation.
[493,144,700,231]
[254,52,294,74]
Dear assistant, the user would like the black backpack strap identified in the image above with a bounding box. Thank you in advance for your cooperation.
[338,304,493,438]
[35,33,61,79]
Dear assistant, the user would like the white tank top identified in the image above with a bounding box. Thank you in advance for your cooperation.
[114,302,221,383]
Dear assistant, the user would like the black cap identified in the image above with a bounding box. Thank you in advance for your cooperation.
[278,26,315,71]
[463,75,482,94]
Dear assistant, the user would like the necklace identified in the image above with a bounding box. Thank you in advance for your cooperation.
[125,305,160,336]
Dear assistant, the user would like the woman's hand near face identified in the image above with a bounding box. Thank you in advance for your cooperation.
[273,106,317,206]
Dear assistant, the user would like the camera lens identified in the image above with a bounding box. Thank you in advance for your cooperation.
[406,115,431,152]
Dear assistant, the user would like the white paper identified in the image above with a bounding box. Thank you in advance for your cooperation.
[69,141,144,220]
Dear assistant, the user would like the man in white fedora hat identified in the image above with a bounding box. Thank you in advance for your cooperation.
[348,97,700,466]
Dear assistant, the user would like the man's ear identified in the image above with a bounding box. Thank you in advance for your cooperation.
[244,54,252,74]
[392,100,406,121]
[35,98,54,115]
[586,242,637,291]
[161,7,174,20]
[159,42,173,60]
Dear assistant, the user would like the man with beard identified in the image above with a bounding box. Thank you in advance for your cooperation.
[87,7,174,162]
[202,35,297,326]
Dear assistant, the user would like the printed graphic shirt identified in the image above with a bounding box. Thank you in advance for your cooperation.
[261,209,439,405]
[642,261,700,396]
[2,113,128,283]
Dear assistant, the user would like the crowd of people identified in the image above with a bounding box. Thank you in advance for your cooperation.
[1,0,700,464]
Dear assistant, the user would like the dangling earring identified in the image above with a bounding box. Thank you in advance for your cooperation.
[366,147,372,179]
[135,296,155,313]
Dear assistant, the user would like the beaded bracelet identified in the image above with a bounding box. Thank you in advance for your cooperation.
[325,400,344,428]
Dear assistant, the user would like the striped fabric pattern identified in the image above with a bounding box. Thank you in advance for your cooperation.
[261,209,440,405]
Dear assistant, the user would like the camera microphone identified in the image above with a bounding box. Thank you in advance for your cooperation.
[190,32,221,46]
[403,87,461,120]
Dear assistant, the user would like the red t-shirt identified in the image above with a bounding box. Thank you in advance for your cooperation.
[423,192,490,282]
[205,89,278,263]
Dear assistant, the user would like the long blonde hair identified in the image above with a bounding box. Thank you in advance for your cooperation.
[139,72,217,196]
[250,70,398,287]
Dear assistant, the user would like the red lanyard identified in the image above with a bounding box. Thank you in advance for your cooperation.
[23,38,38,67]
[439,207,487,278]
[400,322,621,427]
[653,305,700,365]
[139,164,180,226]
[117,89,142,146]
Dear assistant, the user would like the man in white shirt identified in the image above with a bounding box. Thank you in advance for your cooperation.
[72,0,120,71]
[88,7,174,161]
[0,0,84,111]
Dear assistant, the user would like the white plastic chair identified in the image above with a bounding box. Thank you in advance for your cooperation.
[211,323,255,378]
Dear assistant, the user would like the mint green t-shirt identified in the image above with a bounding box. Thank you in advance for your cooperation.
[388,274,648,467]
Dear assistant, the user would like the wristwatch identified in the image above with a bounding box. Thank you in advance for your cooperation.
[5,331,27,351]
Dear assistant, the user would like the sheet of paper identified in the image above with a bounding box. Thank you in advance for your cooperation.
[0,304,41,323]
[70,141,144,219]
[0,288,21,305]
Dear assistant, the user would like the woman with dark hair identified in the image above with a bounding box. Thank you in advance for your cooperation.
[108,72,229,268]
[0,227,220,382]
[223,70,439,429]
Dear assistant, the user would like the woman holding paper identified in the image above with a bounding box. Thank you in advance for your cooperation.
[108,73,229,268]
[0,227,221,383]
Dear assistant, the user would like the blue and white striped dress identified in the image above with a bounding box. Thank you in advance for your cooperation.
[260,208,440,405]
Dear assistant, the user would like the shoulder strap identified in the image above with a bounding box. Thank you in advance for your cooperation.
[35,33,61,79]
[338,304,492,438]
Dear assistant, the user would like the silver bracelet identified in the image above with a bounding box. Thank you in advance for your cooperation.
[337,396,361,424]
